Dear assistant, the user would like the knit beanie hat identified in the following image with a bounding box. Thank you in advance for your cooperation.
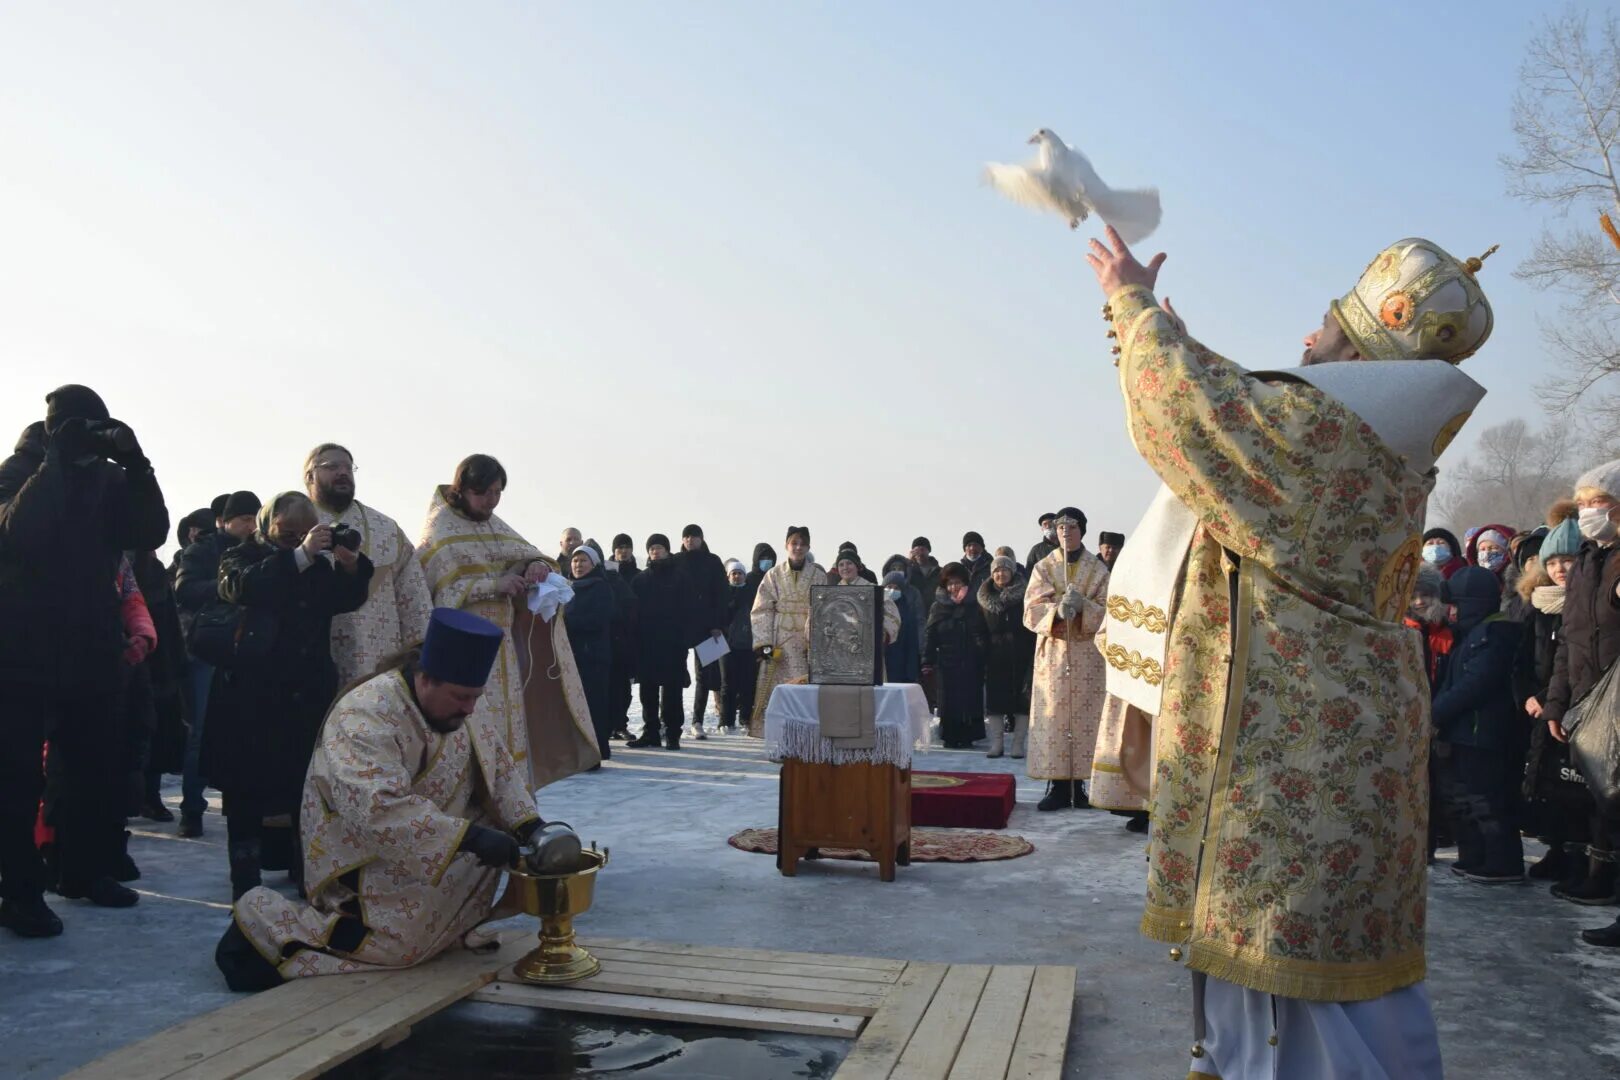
[612,533,633,551]
[882,570,907,587]
[992,554,1018,573]
[646,533,671,552]
[1576,458,1620,500]
[962,531,985,548]
[1541,515,1582,560]
[682,523,704,539]
[910,536,931,552]
[725,558,746,575]
[221,490,262,520]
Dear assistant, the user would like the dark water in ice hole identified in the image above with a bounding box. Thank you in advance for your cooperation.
[325,1000,848,1079]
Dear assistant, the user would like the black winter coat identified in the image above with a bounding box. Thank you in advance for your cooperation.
[978,574,1034,715]
[725,581,756,652]
[906,557,941,611]
[1544,542,1620,728]
[923,599,988,736]
[675,544,729,649]
[174,530,242,618]
[565,567,616,728]
[604,565,637,674]
[203,541,371,806]
[0,421,169,694]
[632,557,689,685]
[1024,539,1057,578]
[961,552,992,593]
[1432,615,1522,750]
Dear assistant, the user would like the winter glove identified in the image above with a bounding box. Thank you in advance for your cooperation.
[45,418,99,464]
[458,824,520,868]
[123,636,154,666]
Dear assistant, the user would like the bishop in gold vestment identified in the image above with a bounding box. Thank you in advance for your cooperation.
[1089,227,1493,1077]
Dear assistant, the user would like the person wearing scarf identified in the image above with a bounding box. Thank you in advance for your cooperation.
[978,555,1034,758]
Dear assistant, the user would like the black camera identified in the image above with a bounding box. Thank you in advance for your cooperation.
[331,524,362,552]
[88,422,137,456]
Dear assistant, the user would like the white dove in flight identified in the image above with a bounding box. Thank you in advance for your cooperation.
[984,128,1161,244]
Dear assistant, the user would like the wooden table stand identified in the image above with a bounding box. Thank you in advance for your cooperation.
[778,759,911,882]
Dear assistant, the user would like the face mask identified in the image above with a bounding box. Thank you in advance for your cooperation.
[884,588,902,602]
[1422,543,1449,564]
[758,559,774,571]
[1478,549,1507,572]
[1580,506,1619,542]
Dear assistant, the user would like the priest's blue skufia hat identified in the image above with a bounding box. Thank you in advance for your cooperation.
[420,608,504,687]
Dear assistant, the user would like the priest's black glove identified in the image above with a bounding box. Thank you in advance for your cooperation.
[459,824,519,868]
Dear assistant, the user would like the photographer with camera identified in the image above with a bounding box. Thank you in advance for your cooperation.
[0,385,168,937]
[204,492,372,899]
[303,443,432,686]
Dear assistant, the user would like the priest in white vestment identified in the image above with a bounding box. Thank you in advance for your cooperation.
[748,525,825,736]
[416,454,599,788]
[304,443,433,686]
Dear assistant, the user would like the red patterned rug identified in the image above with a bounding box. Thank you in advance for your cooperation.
[911,770,1017,829]
[728,827,1033,862]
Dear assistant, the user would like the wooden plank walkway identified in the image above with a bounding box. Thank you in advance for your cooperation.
[64,935,1074,1080]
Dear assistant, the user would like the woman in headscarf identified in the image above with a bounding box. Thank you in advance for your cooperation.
[978,554,1033,758]
[563,544,616,761]
[206,492,372,898]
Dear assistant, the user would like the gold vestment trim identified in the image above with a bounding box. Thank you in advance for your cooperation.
[1107,595,1169,634]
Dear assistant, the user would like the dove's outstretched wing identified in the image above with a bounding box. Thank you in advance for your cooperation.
[983,161,1078,219]
[1089,186,1161,245]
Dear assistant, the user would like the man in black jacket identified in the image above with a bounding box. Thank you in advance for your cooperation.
[604,533,639,740]
[630,535,688,749]
[677,524,728,738]
[0,386,168,936]
[1024,513,1058,576]
[170,490,260,837]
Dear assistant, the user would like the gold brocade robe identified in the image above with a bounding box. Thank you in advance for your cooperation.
[1110,284,1436,1002]
[233,669,538,977]
[748,561,825,736]
[318,501,434,687]
[416,487,598,789]
[1023,548,1110,780]
[1088,693,1150,812]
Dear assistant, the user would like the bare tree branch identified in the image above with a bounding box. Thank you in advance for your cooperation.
[1503,8,1620,433]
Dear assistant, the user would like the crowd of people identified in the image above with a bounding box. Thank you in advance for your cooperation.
[3,380,1619,974]
[0,384,1139,938]
[1409,461,1620,950]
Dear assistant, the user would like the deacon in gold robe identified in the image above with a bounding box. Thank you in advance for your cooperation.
[1088,226,1493,1077]
[416,454,599,788]
[1087,693,1150,822]
[748,524,824,736]
[1023,507,1110,811]
[216,609,543,989]
[304,443,433,686]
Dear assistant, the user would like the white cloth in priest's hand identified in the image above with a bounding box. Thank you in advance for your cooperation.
[526,575,574,622]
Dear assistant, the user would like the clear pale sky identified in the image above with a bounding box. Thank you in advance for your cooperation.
[0,3,1574,565]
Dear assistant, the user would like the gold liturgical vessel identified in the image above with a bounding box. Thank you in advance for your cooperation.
[508,842,609,984]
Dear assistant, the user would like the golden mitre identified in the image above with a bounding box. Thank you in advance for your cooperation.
[1331,238,1496,363]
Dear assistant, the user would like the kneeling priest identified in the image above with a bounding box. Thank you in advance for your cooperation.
[216,608,545,989]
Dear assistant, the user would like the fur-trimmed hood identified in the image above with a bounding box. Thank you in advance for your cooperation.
[976,571,1027,614]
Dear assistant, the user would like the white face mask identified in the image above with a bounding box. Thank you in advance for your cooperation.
[884,587,902,602]
[1579,505,1618,543]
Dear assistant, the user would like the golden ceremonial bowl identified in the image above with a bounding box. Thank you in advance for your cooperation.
[508,845,609,985]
